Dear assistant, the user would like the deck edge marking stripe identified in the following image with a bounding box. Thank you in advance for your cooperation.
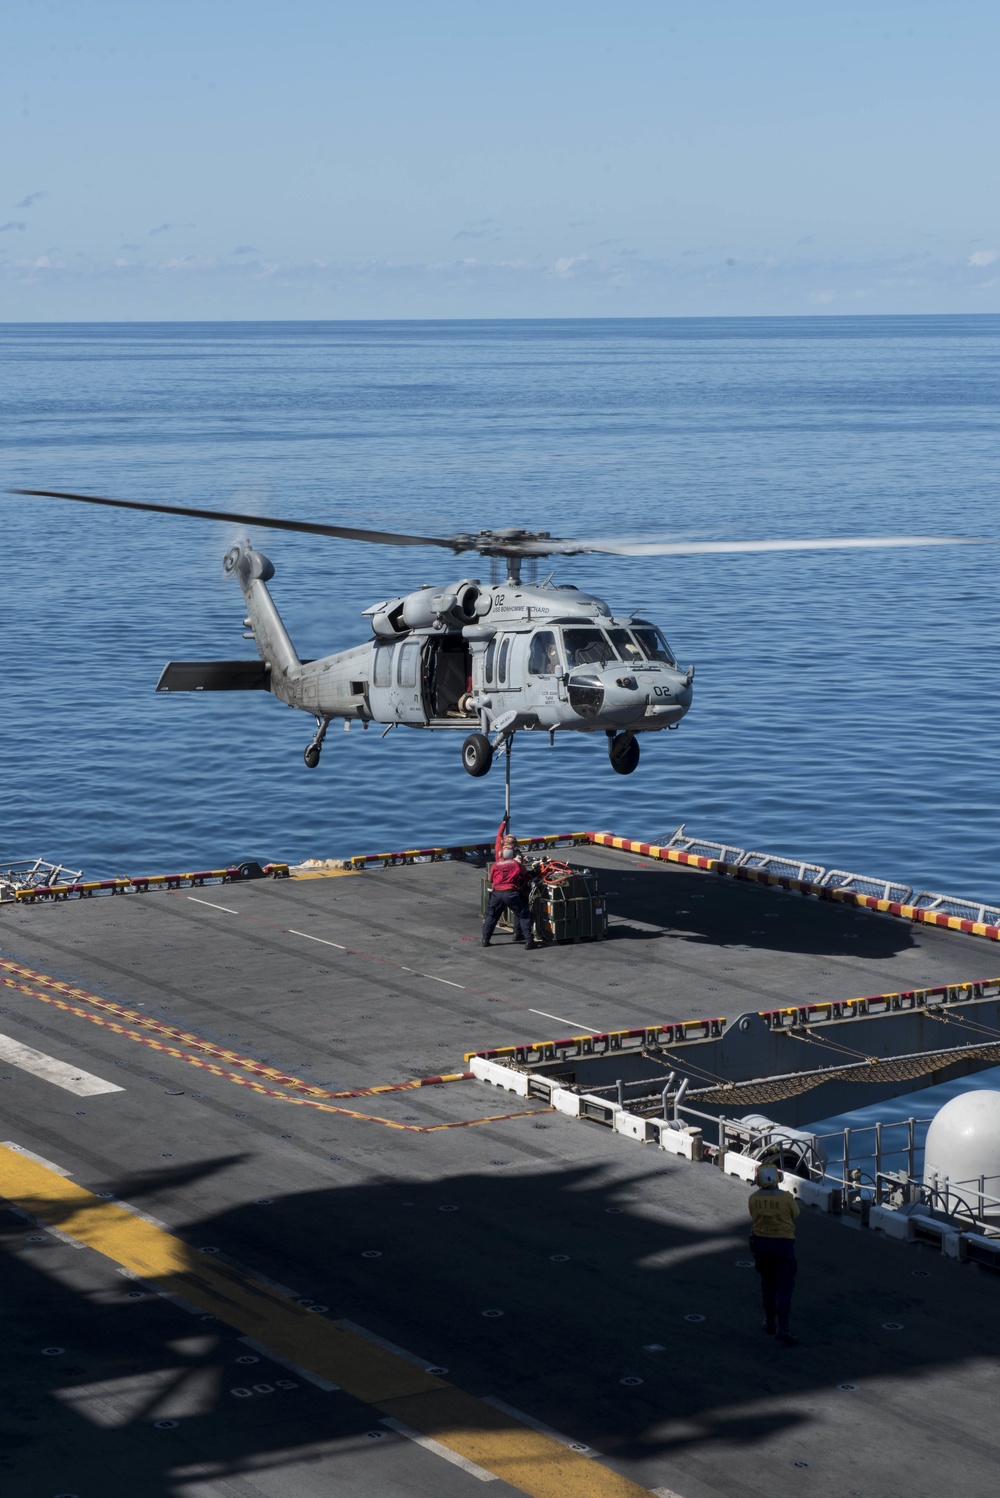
[380,1417,499,1481]
[484,1395,592,1457]
[238,1335,340,1390]
[1,1141,74,1176]
[0,1146,655,1498]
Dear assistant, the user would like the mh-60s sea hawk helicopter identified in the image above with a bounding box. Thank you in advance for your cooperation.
[14,488,976,779]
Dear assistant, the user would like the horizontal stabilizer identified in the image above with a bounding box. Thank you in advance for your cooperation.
[156,660,271,692]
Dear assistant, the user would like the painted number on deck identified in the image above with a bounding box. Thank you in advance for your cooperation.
[231,1379,299,1398]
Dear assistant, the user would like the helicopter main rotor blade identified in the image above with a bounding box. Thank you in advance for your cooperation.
[10,491,982,560]
[10,489,455,550]
[519,534,982,557]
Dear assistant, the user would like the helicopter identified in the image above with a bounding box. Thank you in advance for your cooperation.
[12,488,977,779]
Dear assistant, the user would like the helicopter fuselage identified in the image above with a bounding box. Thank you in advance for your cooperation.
[154,542,693,776]
[229,545,689,728]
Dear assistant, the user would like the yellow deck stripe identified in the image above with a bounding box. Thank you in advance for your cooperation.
[0,1145,653,1497]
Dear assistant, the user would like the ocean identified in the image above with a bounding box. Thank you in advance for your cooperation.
[3,316,999,890]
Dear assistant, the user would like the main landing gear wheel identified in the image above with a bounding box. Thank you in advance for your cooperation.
[462,732,494,777]
[304,715,331,769]
[609,732,640,775]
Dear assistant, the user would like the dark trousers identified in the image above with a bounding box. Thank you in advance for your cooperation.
[483,890,532,943]
[751,1236,797,1332]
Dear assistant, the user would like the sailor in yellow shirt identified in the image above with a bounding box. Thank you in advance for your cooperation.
[748,1164,800,1345]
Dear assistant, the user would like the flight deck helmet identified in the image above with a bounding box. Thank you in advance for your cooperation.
[756,1164,780,1188]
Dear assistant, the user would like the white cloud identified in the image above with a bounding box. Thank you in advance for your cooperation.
[554,255,588,278]
[969,249,999,267]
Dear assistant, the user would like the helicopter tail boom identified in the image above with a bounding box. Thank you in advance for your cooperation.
[223,543,301,694]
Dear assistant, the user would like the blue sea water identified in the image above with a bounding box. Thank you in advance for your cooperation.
[3,316,1000,887]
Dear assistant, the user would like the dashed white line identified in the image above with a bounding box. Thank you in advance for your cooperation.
[286,929,348,950]
[529,1009,599,1034]
[291,937,468,990]
[0,1035,125,1096]
[380,1417,498,1481]
[187,897,241,914]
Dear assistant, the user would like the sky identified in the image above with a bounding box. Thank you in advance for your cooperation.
[3,1,999,320]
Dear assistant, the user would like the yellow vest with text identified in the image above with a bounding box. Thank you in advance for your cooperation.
[748,1187,800,1239]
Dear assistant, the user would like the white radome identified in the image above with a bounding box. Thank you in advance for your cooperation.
[923,1089,1000,1218]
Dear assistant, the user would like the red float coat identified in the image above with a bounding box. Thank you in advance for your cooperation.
[490,857,525,893]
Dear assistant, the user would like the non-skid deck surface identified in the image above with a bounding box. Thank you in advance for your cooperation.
[1,849,999,1498]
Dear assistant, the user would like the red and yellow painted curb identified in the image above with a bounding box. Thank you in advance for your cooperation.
[343,833,590,870]
[587,832,1000,942]
[468,1014,726,1064]
[11,863,290,903]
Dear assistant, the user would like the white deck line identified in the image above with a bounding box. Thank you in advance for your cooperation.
[336,1317,434,1371]
[380,1418,497,1481]
[238,1336,339,1391]
[0,1034,124,1096]
[2,1141,74,1176]
[529,1008,599,1034]
[286,929,348,949]
[187,897,241,914]
[482,1395,591,1456]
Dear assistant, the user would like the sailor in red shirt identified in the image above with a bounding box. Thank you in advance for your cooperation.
[482,832,536,949]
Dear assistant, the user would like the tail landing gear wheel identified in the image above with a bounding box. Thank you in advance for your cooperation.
[609,733,640,775]
[303,745,321,769]
[462,733,494,778]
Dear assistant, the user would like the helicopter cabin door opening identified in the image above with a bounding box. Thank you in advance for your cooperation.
[425,636,472,724]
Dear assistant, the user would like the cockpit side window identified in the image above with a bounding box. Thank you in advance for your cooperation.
[484,638,497,683]
[632,624,676,665]
[563,627,619,668]
[528,630,560,675]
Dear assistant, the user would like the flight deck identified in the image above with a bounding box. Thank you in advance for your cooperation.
[2,833,1000,1498]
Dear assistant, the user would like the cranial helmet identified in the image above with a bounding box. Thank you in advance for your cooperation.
[756,1164,780,1188]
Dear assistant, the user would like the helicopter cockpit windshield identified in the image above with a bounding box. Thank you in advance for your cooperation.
[562,624,676,669]
[630,623,676,666]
